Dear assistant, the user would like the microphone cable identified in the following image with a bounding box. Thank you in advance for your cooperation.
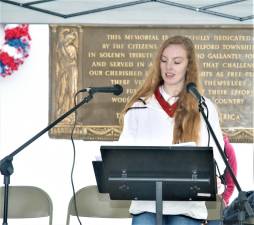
[203,100,223,181]
[70,91,83,225]
[215,159,226,225]
[202,101,210,147]
[203,101,223,186]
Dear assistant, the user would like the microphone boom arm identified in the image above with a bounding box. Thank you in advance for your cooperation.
[0,93,94,225]
[198,101,254,224]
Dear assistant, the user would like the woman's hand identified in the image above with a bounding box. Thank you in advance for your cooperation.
[217,176,225,195]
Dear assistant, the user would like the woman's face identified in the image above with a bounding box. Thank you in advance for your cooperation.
[160,44,188,92]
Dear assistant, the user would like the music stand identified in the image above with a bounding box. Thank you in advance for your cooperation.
[93,145,217,225]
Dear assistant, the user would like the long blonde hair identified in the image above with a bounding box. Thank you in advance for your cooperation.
[120,35,203,144]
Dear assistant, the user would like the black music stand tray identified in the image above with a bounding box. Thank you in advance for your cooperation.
[93,145,217,225]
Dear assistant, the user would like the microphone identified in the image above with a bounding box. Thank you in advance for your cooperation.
[79,84,123,96]
[186,82,205,104]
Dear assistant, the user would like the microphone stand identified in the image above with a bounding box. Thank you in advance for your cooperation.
[0,93,94,225]
[198,99,254,225]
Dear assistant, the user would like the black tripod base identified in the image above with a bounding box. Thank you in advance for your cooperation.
[223,191,254,225]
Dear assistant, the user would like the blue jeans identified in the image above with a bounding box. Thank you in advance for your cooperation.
[132,212,222,225]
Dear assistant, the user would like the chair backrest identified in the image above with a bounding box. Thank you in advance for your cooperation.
[0,186,53,225]
[245,216,254,225]
[66,185,131,225]
[206,195,224,220]
[66,185,224,224]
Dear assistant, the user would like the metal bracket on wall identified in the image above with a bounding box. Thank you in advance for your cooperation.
[0,0,253,20]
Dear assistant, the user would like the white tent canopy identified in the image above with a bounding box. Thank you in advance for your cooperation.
[0,0,253,24]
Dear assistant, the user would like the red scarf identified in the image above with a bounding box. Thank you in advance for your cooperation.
[154,88,178,117]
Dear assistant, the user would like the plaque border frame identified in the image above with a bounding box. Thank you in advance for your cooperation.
[48,24,254,143]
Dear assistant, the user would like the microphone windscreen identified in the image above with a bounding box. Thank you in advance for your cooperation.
[186,82,196,93]
[113,84,123,96]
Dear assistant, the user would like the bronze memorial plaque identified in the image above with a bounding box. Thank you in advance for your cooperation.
[49,25,253,143]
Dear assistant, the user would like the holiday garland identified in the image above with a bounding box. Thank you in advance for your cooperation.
[0,24,31,77]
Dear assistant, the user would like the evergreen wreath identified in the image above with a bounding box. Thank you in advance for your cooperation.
[0,24,31,77]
